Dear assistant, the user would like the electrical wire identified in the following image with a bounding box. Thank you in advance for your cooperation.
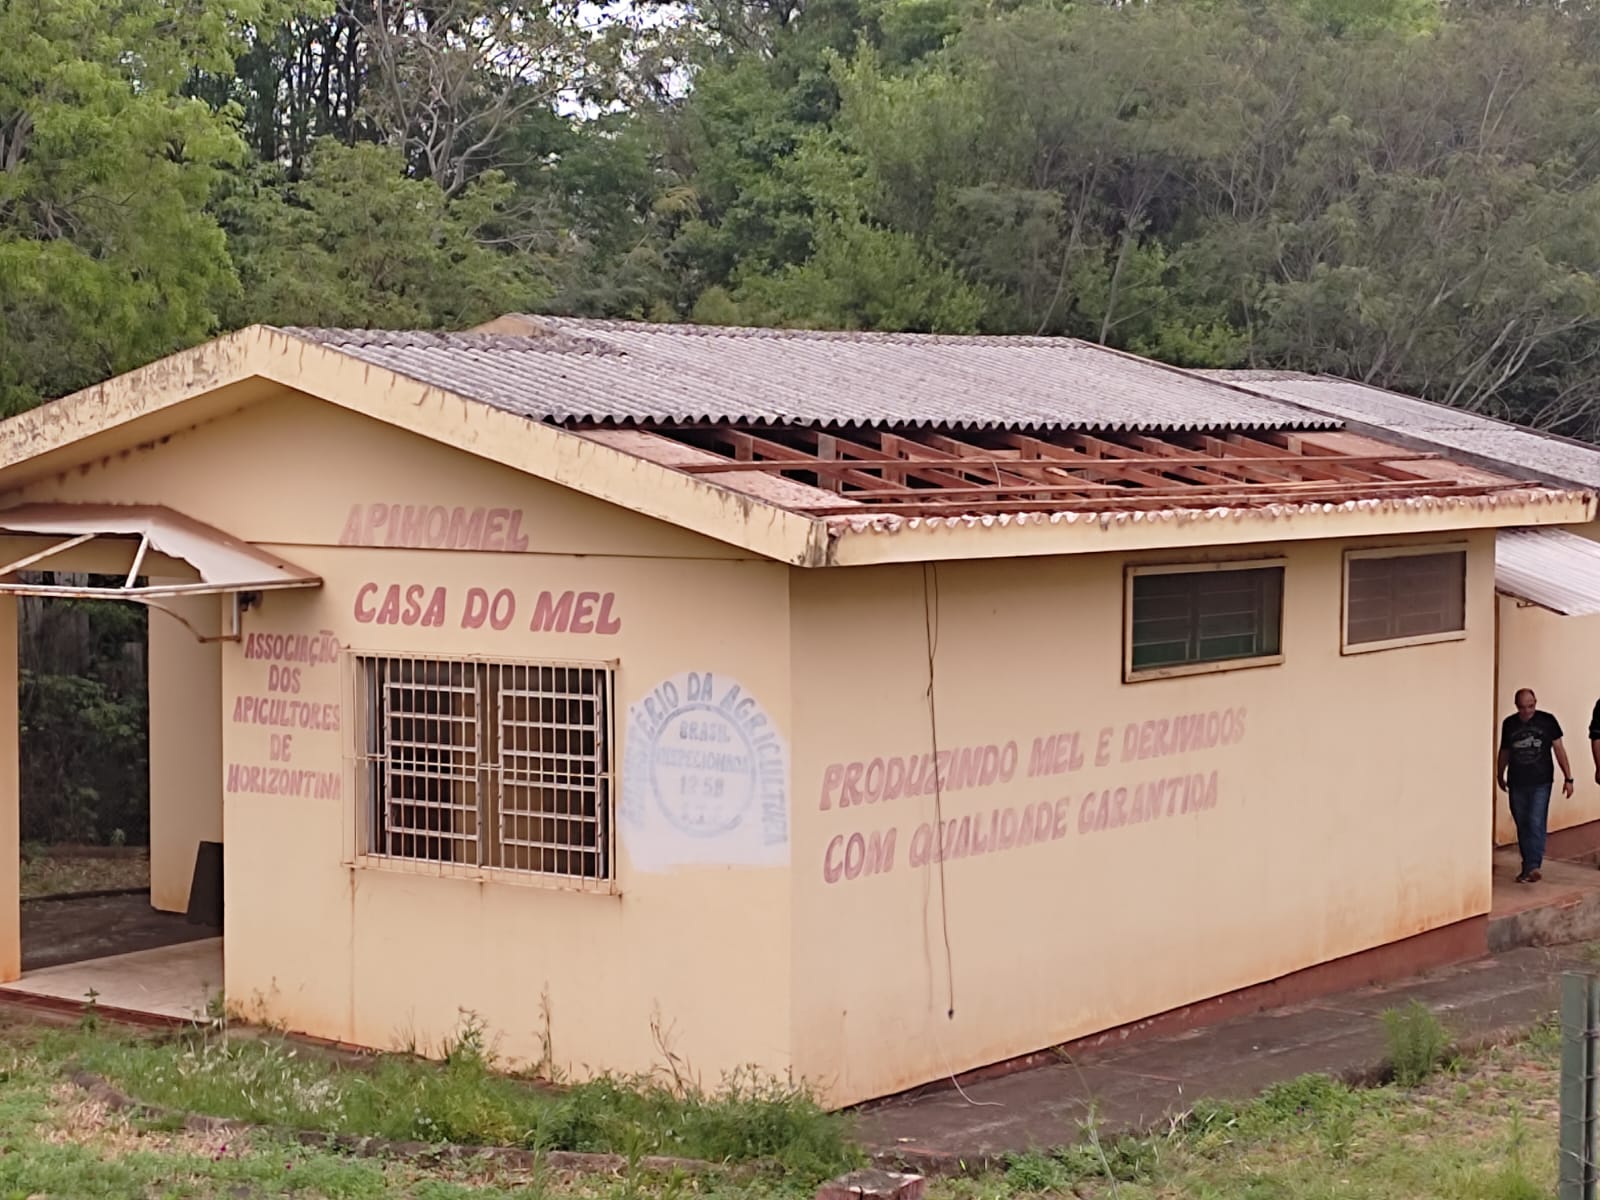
[920,560,1004,1109]
[922,561,956,1022]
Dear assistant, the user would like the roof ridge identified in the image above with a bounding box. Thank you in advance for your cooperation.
[274,326,623,356]
[529,315,1103,349]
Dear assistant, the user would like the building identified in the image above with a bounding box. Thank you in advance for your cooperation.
[0,320,1589,1109]
[1209,370,1600,861]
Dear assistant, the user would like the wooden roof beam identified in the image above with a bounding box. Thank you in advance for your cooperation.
[795,428,984,491]
[890,429,1099,498]
[708,428,910,494]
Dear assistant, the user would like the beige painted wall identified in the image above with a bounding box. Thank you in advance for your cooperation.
[16,395,794,1084]
[148,594,223,913]
[1494,595,1600,845]
[789,533,1498,1107]
[219,549,792,1080]
[5,389,745,563]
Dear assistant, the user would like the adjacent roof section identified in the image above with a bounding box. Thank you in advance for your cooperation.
[1496,528,1600,617]
[280,320,1338,434]
[1209,371,1600,491]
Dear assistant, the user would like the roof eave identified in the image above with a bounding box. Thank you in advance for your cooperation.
[819,488,1596,567]
[0,327,823,566]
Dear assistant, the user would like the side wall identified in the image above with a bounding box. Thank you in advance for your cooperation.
[790,532,1497,1107]
[1495,595,1600,844]
[147,595,223,912]
[10,393,795,1082]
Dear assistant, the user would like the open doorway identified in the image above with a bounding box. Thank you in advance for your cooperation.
[0,505,319,1020]
[3,578,222,1021]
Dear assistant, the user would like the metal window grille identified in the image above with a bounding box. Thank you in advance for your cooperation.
[354,655,613,881]
[1347,551,1466,645]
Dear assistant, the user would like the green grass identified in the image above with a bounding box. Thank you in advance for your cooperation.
[0,1000,1574,1199]
[48,1014,858,1184]
[934,1033,1563,1200]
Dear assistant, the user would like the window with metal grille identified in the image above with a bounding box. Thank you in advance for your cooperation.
[1128,563,1284,676]
[354,656,613,880]
[1345,548,1466,650]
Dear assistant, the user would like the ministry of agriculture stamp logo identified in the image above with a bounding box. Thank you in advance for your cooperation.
[622,671,789,870]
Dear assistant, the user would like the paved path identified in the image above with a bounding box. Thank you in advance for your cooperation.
[860,943,1591,1170]
[22,892,217,972]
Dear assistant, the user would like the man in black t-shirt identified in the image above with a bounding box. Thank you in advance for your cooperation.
[1498,687,1574,884]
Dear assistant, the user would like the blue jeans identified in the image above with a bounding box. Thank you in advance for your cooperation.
[1508,783,1553,874]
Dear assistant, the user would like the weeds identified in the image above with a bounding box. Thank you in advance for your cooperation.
[1382,1000,1452,1086]
[1526,1012,1562,1059]
[78,988,100,1035]
[54,1013,859,1182]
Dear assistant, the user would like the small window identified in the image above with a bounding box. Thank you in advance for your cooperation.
[355,655,613,882]
[1343,547,1466,652]
[1126,561,1285,680]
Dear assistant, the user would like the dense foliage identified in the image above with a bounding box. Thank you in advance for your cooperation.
[5,0,1600,431]
[8,0,1600,838]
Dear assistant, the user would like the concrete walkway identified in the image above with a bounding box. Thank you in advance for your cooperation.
[860,942,1592,1171]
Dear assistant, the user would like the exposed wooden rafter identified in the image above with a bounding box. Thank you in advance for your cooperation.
[570,421,1532,517]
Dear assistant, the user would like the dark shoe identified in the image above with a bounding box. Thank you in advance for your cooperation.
[1527,869,1543,883]
[1516,872,1530,883]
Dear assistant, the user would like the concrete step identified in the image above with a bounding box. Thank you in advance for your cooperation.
[1488,850,1600,953]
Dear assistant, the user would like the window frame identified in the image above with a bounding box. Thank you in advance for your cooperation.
[1123,557,1288,683]
[344,650,620,894]
[1340,542,1469,656]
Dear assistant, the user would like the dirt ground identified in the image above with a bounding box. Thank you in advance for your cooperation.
[21,892,218,972]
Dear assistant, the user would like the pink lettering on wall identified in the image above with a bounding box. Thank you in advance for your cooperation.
[231,627,344,800]
[225,762,342,800]
[339,503,531,552]
[819,741,1020,810]
[822,828,899,884]
[1120,709,1246,763]
[231,695,342,732]
[353,582,449,626]
[350,582,622,634]
[244,630,340,667]
[816,709,1246,885]
[819,772,1223,885]
[818,707,1246,809]
[1077,772,1219,833]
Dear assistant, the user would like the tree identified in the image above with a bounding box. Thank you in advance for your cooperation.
[219,139,548,328]
[360,0,629,197]
[726,215,989,330]
[0,0,284,413]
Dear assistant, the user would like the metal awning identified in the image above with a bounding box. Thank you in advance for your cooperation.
[1496,528,1600,616]
[0,504,320,599]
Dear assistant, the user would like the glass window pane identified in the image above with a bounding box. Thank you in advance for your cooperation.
[1131,566,1282,671]
[1346,551,1464,645]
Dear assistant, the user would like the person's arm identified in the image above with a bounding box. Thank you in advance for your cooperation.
[1589,699,1600,784]
[1497,744,1510,791]
[1556,738,1575,798]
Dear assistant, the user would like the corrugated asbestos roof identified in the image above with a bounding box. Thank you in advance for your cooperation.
[279,321,1339,434]
[1207,371,1600,489]
[1496,528,1600,616]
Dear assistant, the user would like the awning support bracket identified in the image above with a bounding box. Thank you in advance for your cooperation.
[142,592,254,644]
[124,533,151,589]
[0,533,99,578]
